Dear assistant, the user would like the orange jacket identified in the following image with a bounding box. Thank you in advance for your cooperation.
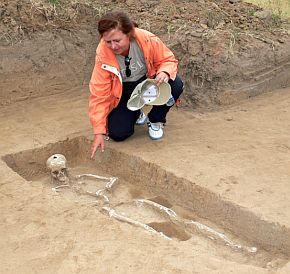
[89,28,178,135]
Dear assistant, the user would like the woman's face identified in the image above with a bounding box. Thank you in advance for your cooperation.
[102,28,130,55]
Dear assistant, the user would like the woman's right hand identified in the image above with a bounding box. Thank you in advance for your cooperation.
[91,134,105,159]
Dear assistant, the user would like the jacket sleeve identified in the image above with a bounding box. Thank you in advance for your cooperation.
[89,58,114,135]
[150,35,178,80]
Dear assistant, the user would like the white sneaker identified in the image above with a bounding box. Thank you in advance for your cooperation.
[147,120,164,140]
[135,110,147,125]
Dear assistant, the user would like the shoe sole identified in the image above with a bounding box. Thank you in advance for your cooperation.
[148,129,163,140]
[149,135,163,140]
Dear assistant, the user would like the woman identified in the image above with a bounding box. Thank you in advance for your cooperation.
[89,11,184,159]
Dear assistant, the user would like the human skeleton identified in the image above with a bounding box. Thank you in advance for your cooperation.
[46,153,257,253]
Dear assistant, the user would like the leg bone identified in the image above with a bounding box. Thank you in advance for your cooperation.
[101,206,171,240]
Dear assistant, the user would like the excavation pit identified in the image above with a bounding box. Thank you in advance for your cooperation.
[2,136,290,270]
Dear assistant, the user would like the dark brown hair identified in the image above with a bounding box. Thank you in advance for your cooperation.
[98,11,138,37]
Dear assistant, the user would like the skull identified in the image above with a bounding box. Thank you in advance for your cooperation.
[46,154,68,183]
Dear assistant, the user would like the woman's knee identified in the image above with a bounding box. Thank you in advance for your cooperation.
[108,129,134,142]
[108,112,137,142]
[170,75,184,99]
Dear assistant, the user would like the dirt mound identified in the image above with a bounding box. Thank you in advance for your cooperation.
[1,0,290,107]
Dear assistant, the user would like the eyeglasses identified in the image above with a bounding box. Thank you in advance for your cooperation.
[124,55,131,77]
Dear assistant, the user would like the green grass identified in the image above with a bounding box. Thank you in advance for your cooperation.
[245,0,290,18]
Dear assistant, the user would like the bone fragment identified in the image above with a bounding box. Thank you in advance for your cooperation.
[135,199,178,220]
[51,184,70,192]
[184,220,257,253]
[101,206,171,240]
[75,174,118,191]
[106,177,118,191]
[95,189,110,204]
[76,174,113,181]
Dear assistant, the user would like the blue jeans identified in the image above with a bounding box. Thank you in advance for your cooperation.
[108,75,184,141]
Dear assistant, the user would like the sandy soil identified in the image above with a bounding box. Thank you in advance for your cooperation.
[1,86,290,273]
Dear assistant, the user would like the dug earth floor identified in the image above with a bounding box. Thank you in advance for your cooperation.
[0,85,290,274]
